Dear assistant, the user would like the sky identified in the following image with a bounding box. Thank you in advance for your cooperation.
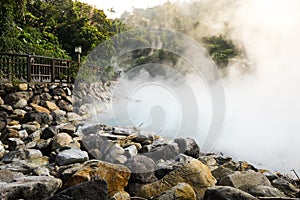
[79,0,182,18]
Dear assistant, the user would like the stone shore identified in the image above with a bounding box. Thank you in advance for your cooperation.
[0,82,299,200]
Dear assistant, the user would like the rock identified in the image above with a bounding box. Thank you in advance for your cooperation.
[63,95,74,104]
[45,101,60,111]
[0,96,4,105]
[8,138,24,150]
[124,145,138,158]
[0,176,62,200]
[154,154,193,179]
[82,133,126,163]
[0,141,5,159]
[67,112,82,121]
[7,120,19,126]
[57,163,84,183]
[1,149,27,163]
[22,121,40,133]
[56,148,89,166]
[40,92,52,101]
[48,180,108,200]
[203,186,258,200]
[18,83,28,91]
[24,149,43,159]
[133,131,155,144]
[0,170,24,183]
[51,110,67,123]
[138,159,216,199]
[0,111,7,132]
[0,160,32,173]
[59,123,76,135]
[12,98,27,109]
[104,143,127,164]
[272,178,299,197]
[25,129,42,142]
[41,126,58,139]
[33,166,51,176]
[22,111,42,124]
[249,185,286,197]
[52,132,73,150]
[4,91,33,104]
[64,160,131,197]
[51,87,66,96]
[29,95,41,104]
[30,103,51,114]
[220,170,271,193]
[212,165,235,183]
[110,191,130,200]
[156,182,196,200]
[125,155,157,184]
[198,155,218,170]
[64,87,72,96]
[58,100,73,112]
[0,104,13,115]
[142,140,180,162]
[174,138,200,158]
[262,171,279,182]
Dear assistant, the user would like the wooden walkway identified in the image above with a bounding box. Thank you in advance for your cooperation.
[0,53,78,83]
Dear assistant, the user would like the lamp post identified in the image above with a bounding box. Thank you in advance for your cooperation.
[75,46,82,63]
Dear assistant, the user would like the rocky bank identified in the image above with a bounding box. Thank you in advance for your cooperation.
[0,82,299,200]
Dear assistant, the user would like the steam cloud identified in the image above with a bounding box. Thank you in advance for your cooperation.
[85,0,300,174]
[217,0,300,173]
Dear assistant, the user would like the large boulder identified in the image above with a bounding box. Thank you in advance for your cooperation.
[47,180,108,200]
[203,186,258,200]
[219,170,271,193]
[138,158,216,200]
[0,176,62,200]
[64,160,131,197]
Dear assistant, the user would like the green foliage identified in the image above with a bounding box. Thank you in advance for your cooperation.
[0,0,127,61]
[202,35,238,67]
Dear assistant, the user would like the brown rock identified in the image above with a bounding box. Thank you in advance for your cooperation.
[52,133,73,150]
[110,191,130,200]
[64,160,131,197]
[45,101,60,111]
[138,159,216,200]
[30,103,51,114]
[156,182,196,200]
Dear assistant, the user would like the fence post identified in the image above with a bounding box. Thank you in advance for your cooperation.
[51,59,55,82]
[27,55,31,82]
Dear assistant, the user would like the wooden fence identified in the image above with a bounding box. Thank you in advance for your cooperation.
[0,53,78,83]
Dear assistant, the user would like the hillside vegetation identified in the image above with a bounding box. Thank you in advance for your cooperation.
[0,0,127,60]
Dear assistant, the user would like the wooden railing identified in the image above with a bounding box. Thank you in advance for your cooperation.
[0,53,78,83]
